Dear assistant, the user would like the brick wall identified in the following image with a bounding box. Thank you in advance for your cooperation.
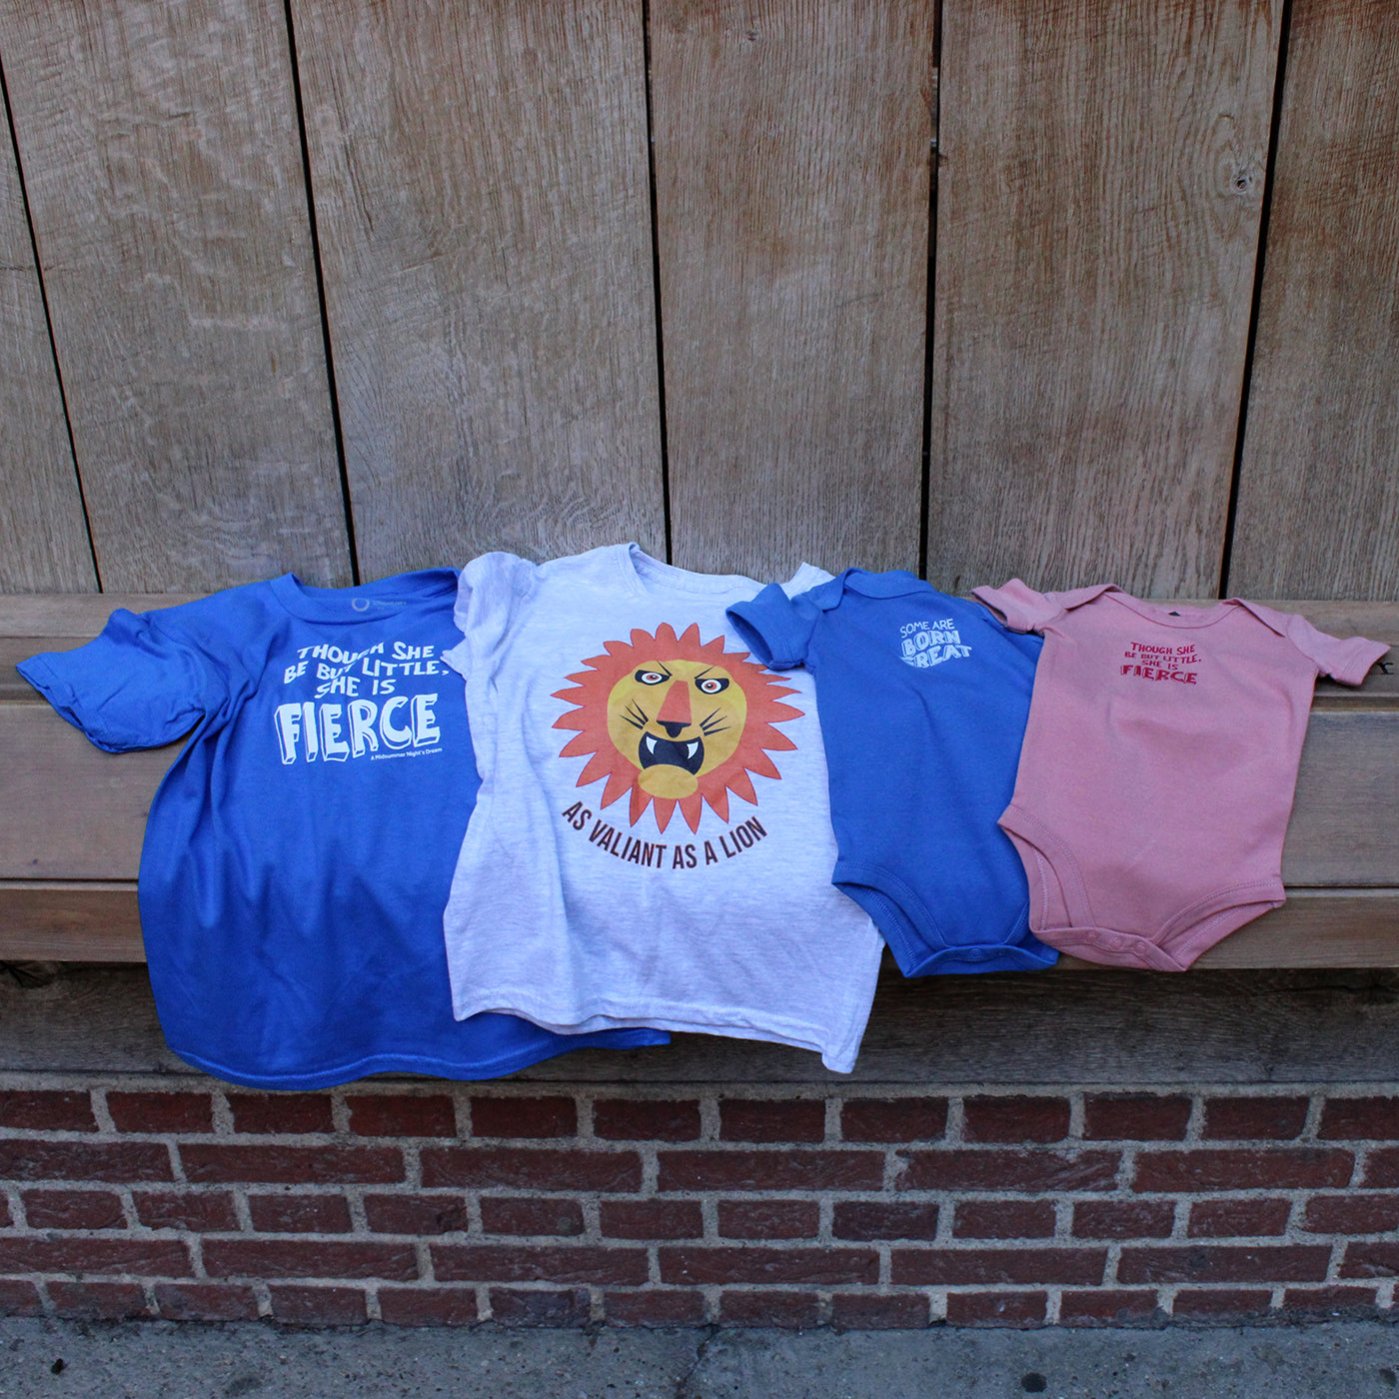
[1,1075,1397,1329]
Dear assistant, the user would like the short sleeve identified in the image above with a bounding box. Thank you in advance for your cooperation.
[727,584,821,670]
[445,552,537,682]
[18,608,213,752]
[1284,613,1390,687]
[972,579,1062,634]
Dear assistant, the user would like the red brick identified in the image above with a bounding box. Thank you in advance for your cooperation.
[378,1287,479,1326]
[830,1293,930,1329]
[204,1239,417,1281]
[893,1248,1104,1287]
[1133,1148,1352,1192]
[841,1097,948,1143]
[154,1283,259,1322]
[488,1287,589,1326]
[364,1193,470,1235]
[945,1291,1046,1326]
[0,1090,96,1132]
[422,1147,640,1193]
[48,1282,151,1320]
[1302,1194,1399,1235]
[0,1139,172,1182]
[592,1099,701,1141]
[1171,1288,1272,1320]
[1342,1241,1399,1278]
[433,1244,647,1286]
[0,1281,43,1316]
[833,1201,939,1241]
[0,1237,190,1275]
[1320,1097,1399,1140]
[719,1098,825,1143]
[1082,1094,1191,1141]
[107,1091,213,1134]
[1282,1285,1380,1317]
[22,1188,125,1231]
[470,1096,577,1138]
[269,1285,367,1325]
[718,1199,819,1240]
[346,1094,457,1138]
[658,1149,882,1193]
[719,1291,820,1328]
[1059,1289,1162,1325]
[1188,1198,1291,1238]
[227,1093,334,1135]
[897,1149,1120,1193]
[661,1246,878,1286]
[1202,1096,1309,1141]
[600,1200,701,1240]
[0,1196,9,1228]
[248,1193,353,1233]
[1118,1245,1331,1285]
[1361,1149,1399,1187]
[604,1290,708,1326]
[481,1197,586,1237]
[962,1096,1070,1144]
[1071,1200,1174,1239]
[181,1143,403,1185]
[133,1191,238,1233]
[953,1200,1055,1240]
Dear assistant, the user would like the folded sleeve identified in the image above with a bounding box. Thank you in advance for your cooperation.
[1284,613,1391,687]
[18,608,214,752]
[446,552,537,683]
[972,578,1061,633]
[727,584,820,670]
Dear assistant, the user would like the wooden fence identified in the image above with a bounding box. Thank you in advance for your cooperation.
[1,0,1396,600]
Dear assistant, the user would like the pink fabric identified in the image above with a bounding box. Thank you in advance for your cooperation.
[972,582,1390,970]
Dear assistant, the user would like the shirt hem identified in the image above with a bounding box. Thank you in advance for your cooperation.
[163,1030,669,1092]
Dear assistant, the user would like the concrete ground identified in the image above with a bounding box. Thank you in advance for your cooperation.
[2,1319,1399,1398]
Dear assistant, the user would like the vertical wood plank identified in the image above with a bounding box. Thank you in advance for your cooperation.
[0,106,94,591]
[291,0,664,573]
[1230,0,1399,600]
[652,0,933,578]
[930,0,1279,596]
[0,0,349,591]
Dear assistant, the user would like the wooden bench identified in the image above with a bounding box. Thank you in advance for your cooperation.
[2,594,1396,970]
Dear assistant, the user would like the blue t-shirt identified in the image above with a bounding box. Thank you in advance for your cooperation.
[728,569,1056,975]
[19,570,666,1088]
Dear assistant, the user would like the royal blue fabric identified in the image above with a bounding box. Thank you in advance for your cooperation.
[728,569,1056,975]
[19,570,666,1088]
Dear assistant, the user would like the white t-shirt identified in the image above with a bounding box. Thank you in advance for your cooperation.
[442,543,883,1072]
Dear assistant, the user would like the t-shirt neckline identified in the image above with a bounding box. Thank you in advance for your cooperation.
[270,569,458,623]
[615,543,823,599]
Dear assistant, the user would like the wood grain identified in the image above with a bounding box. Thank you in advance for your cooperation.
[0,112,93,591]
[290,0,663,574]
[929,0,1279,596]
[1230,0,1399,599]
[0,0,349,591]
[7,962,1399,1083]
[651,0,933,578]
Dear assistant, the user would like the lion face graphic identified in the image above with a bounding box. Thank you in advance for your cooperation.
[552,622,802,833]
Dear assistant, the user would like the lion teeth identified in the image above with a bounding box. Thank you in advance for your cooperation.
[642,734,657,754]
[685,741,699,758]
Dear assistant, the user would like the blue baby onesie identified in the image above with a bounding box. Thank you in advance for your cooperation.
[18,570,666,1088]
[728,569,1056,975]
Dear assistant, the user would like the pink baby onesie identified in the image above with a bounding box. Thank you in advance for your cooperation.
[971,581,1390,971]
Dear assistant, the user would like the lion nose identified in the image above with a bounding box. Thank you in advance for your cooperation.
[657,680,692,732]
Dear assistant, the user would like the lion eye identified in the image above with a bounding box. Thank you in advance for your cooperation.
[635,669,667,686]
[696,676,729,695]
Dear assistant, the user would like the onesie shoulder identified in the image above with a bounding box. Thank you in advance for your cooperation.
[1233,600,1391,686]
